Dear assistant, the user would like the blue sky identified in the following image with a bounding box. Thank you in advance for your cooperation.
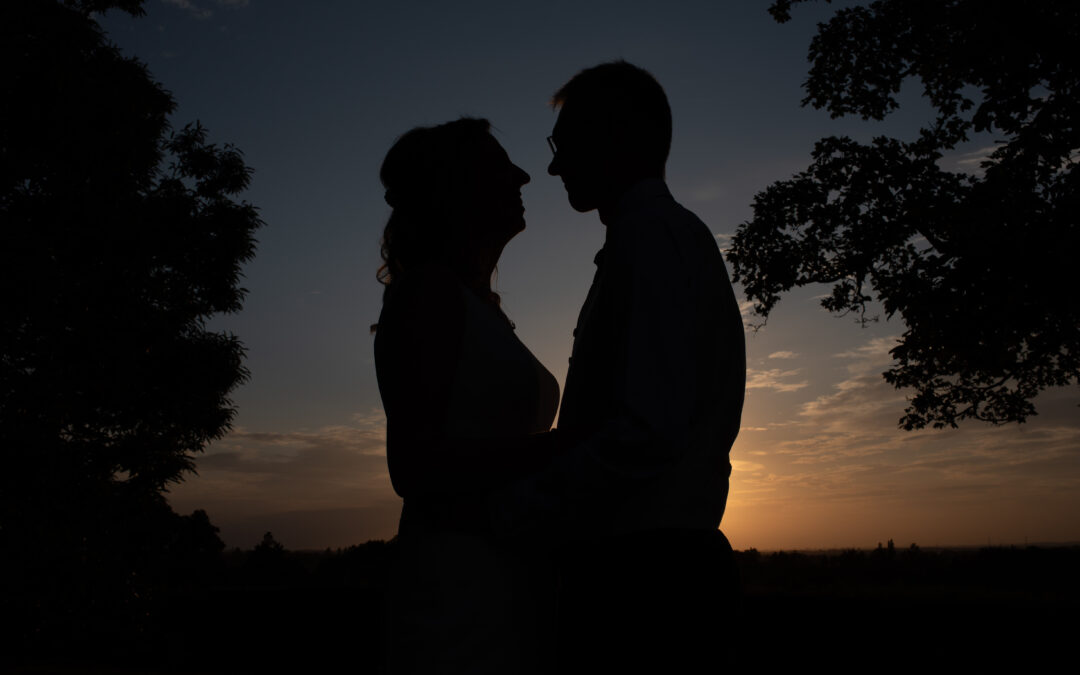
[100,0,1080,550]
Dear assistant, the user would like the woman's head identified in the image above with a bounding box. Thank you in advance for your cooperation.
[377,118,530,287]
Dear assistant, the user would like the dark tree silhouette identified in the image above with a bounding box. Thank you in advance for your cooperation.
[1,0,260,651]
[731,0,1080,428]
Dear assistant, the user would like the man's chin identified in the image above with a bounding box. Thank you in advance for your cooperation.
[567,192,598,213]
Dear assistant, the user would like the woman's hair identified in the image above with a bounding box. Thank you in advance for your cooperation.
[377,117,493,288]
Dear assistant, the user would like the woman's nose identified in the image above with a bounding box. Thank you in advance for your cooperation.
[515,164,530,186]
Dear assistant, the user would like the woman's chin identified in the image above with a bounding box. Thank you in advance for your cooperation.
[504,214,526,237]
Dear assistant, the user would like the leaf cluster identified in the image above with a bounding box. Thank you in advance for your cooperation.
[1,1,262,533]
[731,0,1080,428]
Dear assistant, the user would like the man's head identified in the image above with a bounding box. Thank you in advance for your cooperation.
[547,61,672,213]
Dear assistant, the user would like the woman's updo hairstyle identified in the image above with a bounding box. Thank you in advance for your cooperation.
[377,117,492,287]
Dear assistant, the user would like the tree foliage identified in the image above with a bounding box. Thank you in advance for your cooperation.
[1,0,260,646]
[730,0,1080,428]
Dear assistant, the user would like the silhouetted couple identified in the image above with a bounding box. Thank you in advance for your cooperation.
[374,61,745,674]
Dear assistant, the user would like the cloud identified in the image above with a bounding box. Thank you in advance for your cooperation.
[162,0,250,19]
[730,333,1080,548]
[941,144,1079,179]
[767,336,1080,488]
[776,339,918,466]
[162,0,213,19]
[746,368,808,392]
[955,146,997,167]
[778,383,1080,505]
[832,336,899,375]
[689,182,728,203]
[738,300,764,331]
[168,410,400,547]
[731,459,767,474]
[714,232,734,252]
[768,350,798,360]
[939,145,997,176]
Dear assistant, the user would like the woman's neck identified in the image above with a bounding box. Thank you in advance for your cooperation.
[460,240,505,299]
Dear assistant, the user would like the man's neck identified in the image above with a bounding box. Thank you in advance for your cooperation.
[598,202,619,227]
[598,175,664,226]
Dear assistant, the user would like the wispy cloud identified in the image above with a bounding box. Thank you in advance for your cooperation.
[732,459,766,472]
[169,410,398,547]
[768,336,1080,486]
[768,350,798,360]
[162,0,213,19]
[939,145,997,176]
[162,0,250,20]
[746,368,808,392]
[689,182,727,203]
[735,330,1079,547]
[833,336,899,374]
[738,300,762,331]
[714,232,734,253]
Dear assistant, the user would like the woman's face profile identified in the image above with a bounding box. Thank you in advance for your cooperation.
[464,133,530,245]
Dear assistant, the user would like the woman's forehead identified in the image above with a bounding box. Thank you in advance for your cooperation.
[468,133,511,164]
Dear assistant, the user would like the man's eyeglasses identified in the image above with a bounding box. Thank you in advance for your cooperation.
[547,136,557,155]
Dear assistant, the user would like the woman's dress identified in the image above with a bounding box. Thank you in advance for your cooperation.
[374,268,560,674]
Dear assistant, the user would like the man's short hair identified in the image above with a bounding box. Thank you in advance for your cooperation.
[552,60,672,175]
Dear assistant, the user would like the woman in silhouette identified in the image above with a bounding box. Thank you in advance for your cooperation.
[373,118,561,673]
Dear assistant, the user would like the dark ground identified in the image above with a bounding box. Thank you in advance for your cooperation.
[11,539,1077,673]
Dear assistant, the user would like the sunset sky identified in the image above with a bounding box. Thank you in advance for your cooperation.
[99,0,1080,551]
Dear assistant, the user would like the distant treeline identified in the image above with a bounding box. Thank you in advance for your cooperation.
[738,539,1080,598]
[13,533,1077,672]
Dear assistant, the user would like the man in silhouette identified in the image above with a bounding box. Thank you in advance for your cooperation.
[535,61,747,670]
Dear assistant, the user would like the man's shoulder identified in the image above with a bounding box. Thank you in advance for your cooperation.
[615,179,709,231]
[613,183,720,270]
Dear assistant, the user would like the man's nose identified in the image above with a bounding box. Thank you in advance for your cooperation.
[547,154,559,176]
